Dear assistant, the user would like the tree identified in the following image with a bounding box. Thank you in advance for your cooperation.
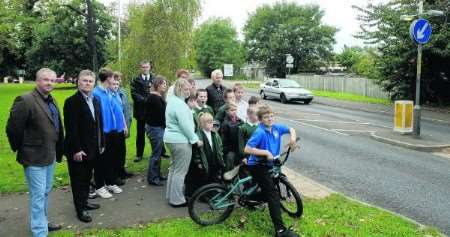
[336,46,380,79]
[193,17,245,77]
[337,46,363,70]
[114,0,201,83]
[25,0,113,77]
[354,0,450,104]
[243,2,337,77]
[0,0,41,77]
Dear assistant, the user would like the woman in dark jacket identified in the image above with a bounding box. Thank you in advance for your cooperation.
[145,75,167,186]
[185,112,225,197]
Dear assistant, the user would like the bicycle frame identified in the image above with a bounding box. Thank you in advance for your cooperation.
[209,137,300,210]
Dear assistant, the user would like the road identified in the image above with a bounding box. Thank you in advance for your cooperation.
[198,80,450,234]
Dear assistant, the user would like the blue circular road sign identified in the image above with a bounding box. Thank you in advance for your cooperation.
[410,18,432,44]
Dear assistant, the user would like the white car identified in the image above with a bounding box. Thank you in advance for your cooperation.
[259,79,314,104]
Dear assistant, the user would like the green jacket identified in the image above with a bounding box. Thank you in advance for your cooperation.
[238,122,258,160]
[194,105,215,117]
[192,130,225,175]
[214,104,227,124]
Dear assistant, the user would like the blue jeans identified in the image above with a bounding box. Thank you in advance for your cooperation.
[146,125,164,183]
[24,161,55,237]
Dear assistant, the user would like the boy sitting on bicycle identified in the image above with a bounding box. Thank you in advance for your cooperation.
[244,105,299,237]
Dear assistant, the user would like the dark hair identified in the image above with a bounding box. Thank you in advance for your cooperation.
[152,75,167,92]
[140,60,152,66]
[223,88,234,100]
[248,96,261,105]
[98,67,113,82]
[187,94,197,102]
[196,89,207,98]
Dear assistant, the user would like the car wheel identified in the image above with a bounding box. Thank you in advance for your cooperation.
[304,99,312,105]
[260,90,267,99]
[280,94,288,104]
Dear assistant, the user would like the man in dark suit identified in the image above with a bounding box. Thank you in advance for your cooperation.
[130,60,154,162]
[6,68,64,237]
[63,70,105,223]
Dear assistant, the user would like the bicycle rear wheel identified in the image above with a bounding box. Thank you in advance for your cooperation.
[188,183,235,226]
[277,177,303,217]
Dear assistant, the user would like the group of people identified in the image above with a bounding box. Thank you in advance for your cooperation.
[6,60,299,237]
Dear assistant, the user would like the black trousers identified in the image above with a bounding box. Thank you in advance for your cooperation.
[68,157,96,212]
[94,132,120,188]
[136,119,146,157]
[248,165,285,232]
[114,132,127,177]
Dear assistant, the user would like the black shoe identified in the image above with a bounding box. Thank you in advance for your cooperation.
[169,202,187,208]
[134,156,143,162]
[115,178,125,186]
[77,210,92,223]
[275,228,299,237]
[48,222,62,232]
[148,180,163,186]
[85,203,100,210]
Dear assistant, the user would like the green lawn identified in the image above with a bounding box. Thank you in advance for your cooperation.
[311,90,391,105]
[50,194,441,237]
[0,83,154,193]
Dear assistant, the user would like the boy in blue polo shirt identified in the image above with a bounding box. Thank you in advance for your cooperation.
[244,105,298,237]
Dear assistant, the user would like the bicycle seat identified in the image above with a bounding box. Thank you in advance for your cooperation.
[223,165,241,181]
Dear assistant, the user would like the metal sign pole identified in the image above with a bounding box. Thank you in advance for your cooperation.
[413,0,424,136]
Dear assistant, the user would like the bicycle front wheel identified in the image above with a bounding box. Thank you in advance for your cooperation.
[277,177,303,218]
[188,183,235,226]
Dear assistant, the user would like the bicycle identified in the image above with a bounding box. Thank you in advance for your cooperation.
[188,137,303,226]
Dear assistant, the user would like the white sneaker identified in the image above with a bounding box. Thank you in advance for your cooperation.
[95,187,113,199]
[106,185,122,194]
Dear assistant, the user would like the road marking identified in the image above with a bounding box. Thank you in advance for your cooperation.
[333,129,376,133]
[294,119,370,125]
[279,117,350,136]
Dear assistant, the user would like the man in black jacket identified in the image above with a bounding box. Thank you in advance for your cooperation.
[63,70,105,223]
[130,60,154,162]
[6,68,64,236]
[206,69,227,113]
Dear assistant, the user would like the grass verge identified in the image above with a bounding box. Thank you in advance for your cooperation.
[311,90,391,105]
[50,194,441,237]
[0,84,151,193]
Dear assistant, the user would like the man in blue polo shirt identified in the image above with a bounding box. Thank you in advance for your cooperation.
[244,105,298,237]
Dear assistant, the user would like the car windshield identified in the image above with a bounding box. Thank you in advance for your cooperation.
[279,80,302,88]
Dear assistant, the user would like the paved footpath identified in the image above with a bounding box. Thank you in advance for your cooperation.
[0,171,331,237]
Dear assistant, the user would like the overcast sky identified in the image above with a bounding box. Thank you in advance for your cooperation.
[197,0,382,52]
[107,0,388,52]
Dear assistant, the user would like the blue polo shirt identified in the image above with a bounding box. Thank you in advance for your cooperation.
[93,85,120,133]
[246,123,290,166]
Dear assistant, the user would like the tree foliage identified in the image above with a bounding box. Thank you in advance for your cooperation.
[193,17,245,77]
[114,0,201,83]
[337,46,380,79]
[0,0,113,79]
[26,0,113,77]
[354,0,450,104]
[243,2,337,77]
